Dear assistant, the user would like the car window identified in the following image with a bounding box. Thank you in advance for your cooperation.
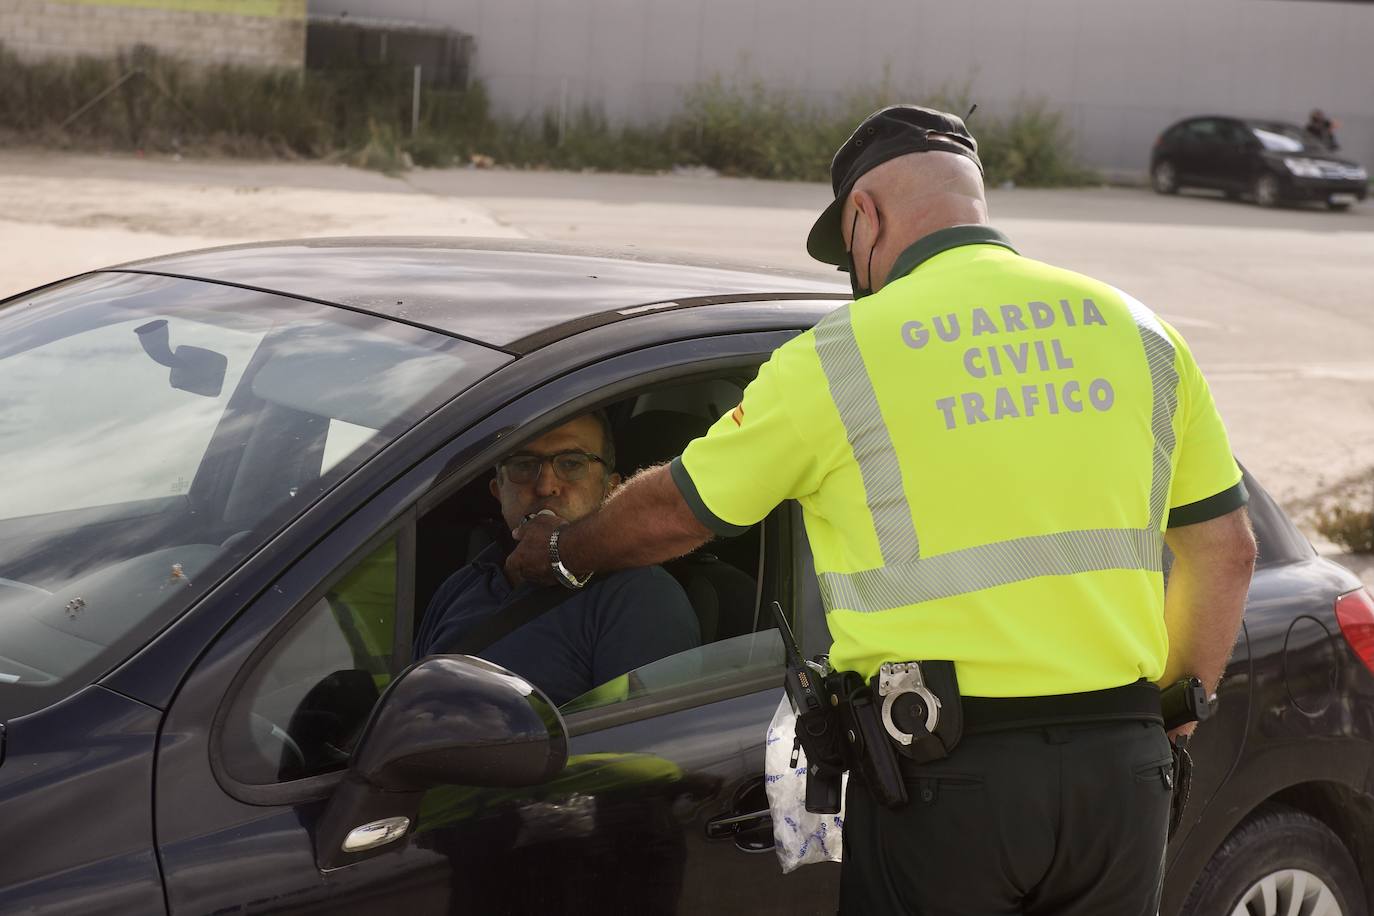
[561,629,785,715]
[1251,124,1307,154]
[1242,468,1313,567]
[323,418,378,475]
[1186,119,1220,141]
[411,374,788,723]
[0,272,508,720]
[0,315,262,518]
[1217,121,1249,145]
[219,537,399,784]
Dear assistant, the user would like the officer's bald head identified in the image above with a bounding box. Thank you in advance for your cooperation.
[840,150,990,295]
[846,150,987,226]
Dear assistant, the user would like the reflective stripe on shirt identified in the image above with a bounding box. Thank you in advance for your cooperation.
[811,289,1180,615]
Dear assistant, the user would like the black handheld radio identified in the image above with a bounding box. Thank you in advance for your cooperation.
[771,601,844,814]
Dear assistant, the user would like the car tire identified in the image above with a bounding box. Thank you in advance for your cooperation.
[1179,803,1367,916]
[1152,160,1179,194]
[1327,198,1351,212]
[1254,173,1282,208]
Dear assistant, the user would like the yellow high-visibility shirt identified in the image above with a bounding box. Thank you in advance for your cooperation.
[672,226,1244,697]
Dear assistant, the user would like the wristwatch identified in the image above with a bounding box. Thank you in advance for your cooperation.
[548,527,592,590]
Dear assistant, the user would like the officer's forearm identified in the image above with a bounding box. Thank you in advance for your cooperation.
[561,463,714,575]
[1159,507,1256,692]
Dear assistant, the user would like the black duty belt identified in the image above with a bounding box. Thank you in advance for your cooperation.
[960,679,1163,736]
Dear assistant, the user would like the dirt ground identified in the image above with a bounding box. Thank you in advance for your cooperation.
[3,149,1373,566]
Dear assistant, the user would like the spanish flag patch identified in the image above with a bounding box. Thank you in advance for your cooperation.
[730,404,744,426]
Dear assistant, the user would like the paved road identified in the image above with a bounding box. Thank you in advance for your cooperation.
[2,150,1372,529]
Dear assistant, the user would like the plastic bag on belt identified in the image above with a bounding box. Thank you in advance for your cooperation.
[765,694,847,872]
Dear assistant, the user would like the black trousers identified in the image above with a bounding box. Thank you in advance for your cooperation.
[839,719,1172,916]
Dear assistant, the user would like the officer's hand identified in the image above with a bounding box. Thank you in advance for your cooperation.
[505,512,563,586]
[1167,721,1197,742]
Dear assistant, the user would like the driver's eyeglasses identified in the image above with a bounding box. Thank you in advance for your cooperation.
[499,451,607,484]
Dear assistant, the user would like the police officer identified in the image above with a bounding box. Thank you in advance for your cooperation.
[507,105,1257,915]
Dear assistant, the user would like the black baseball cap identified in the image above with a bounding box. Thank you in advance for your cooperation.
[807,105,983,266]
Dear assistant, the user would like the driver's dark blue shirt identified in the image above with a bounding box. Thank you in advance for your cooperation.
[414,544,700,706]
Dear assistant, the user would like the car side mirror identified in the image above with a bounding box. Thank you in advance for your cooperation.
[313,655,567,869]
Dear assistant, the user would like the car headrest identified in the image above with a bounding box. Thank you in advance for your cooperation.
[616,410,713,476]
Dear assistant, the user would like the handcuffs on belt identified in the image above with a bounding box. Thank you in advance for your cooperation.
[878,662,942,745]
[827,660,964,809]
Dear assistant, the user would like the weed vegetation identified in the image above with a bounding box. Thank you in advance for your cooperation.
[1313,478,1374,554]
[0,43,1096,186]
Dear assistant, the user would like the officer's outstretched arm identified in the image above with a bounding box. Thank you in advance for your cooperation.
[1159,506,1257,694]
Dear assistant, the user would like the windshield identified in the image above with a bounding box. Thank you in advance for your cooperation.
[0,271,508,718]
[1249,123,1315,154]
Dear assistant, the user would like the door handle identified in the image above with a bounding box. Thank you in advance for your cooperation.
[705,808,772,839]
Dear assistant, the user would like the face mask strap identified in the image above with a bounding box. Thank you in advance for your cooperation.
[865,220,878,294]
[842,209,859,274]
[846,206,879,299]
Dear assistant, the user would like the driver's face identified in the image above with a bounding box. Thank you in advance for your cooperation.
[489,415,620,533]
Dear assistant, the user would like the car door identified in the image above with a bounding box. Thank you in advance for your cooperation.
[1179,118,1225,187]
[1163,120,1200,184]
[151,326,841,914]
[1210,119,1255,193]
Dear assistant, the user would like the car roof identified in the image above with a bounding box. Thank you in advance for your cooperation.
[1170,114,1232,124]
[1170,114,1306,134]
[111,237,849,352]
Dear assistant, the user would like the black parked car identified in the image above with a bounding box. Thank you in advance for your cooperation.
[1150,115,1368,210]
[3,239,1374,916]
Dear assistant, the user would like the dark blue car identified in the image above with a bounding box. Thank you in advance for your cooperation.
[1150,115,1368,210]
[2,239,1373,915]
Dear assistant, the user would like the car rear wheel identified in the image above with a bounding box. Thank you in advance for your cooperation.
[1152,160,1179,194]
[1180,803,1366,916]
[1254,173,1282,207]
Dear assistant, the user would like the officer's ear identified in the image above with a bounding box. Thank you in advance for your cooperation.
[849,189,881,242]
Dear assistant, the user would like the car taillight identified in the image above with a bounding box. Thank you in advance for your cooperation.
[1335,587,1374,674]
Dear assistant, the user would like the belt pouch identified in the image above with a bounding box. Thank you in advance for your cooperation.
[834,672,908,810]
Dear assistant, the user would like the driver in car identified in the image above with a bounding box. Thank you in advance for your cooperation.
[413,411,700,706]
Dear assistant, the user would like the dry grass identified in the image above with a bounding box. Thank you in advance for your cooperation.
[1,43,1096,186]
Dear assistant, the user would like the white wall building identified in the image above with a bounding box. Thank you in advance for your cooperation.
[311,0,1374,176]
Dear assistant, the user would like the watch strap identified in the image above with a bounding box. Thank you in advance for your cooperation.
[549,527,592,590]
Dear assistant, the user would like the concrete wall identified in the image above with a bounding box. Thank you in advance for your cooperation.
[0,0,306,69]
[310,0,1374,174]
